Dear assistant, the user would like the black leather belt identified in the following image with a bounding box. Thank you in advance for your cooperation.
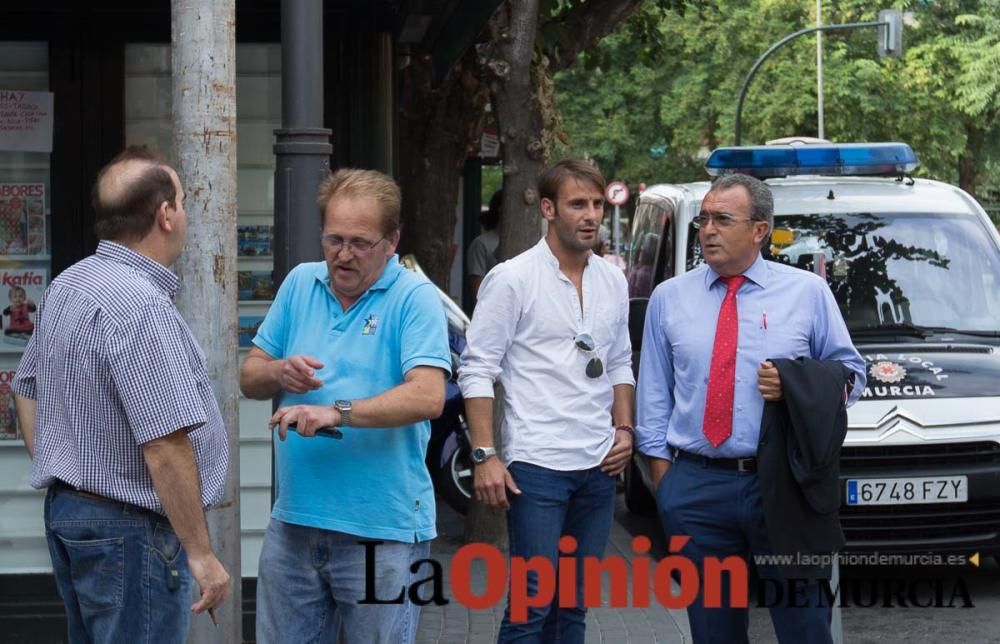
[676,450,757,473]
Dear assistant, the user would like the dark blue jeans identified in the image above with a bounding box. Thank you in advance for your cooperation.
[656,455,833,644]
[498,461,617,644]
[45,483,192,644]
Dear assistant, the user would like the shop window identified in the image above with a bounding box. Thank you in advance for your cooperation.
[0,41,51,573]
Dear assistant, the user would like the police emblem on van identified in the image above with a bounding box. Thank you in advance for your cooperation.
[362,315,379,335]
[870,361,906,384]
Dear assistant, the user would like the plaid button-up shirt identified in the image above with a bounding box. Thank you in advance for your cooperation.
[13,241,228,514]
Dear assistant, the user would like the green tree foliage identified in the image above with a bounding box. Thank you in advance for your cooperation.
[555,0,1000,198]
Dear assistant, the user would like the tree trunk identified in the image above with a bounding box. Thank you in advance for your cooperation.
[398,49,490,289]
[171,1,241,641]
[461,0,544,547]
[462,385,510,547]
[958,124,984,199]
[489,0,545,260]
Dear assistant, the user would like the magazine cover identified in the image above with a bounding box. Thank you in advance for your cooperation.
[0,265,46,351]
[238,225,273,257]
[0,369,20,440]
[239,315,265,348]
[0,183,46,255]
[238,271,276,301]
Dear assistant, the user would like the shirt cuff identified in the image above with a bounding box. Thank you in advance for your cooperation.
[607,365,636,388]
[11,377,35,400]
[457,375,496,400]
[402,355,452,379]
[635,429,673,462]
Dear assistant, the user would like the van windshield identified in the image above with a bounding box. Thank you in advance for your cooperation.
[688,212,1000,334]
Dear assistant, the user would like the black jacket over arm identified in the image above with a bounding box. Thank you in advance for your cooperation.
[757,357,854,579]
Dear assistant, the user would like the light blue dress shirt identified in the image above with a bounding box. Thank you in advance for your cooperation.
[636,253,866,461]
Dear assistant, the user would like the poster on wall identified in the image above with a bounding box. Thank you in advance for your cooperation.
[238,271,275,301]
[0,264,46,352]
[0,183,46,255]
[0,90,54,153]
[0,369,19,440]
[239,316,264,348]
[238,225,273,257]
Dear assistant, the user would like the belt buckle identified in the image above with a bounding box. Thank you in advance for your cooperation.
[737,458,754,473]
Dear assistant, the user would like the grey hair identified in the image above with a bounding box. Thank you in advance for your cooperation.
[708,173,774,237]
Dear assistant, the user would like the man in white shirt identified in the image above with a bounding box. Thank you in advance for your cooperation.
[459,160,635,643]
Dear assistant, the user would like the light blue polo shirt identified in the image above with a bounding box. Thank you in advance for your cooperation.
[253,256,451,542]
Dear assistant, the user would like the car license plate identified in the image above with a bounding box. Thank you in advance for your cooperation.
[846,476,968,506]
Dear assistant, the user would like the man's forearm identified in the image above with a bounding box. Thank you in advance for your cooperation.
[648,456,671,490]
[142,430,213,558]
[348,368,445,427]
[14,394,35,458]
[611,383,635,427]
[464,397,495,447]
[239,356,283,400]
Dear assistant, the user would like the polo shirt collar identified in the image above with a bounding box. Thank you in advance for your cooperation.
[312,254,405,294]
[704,252,769,290]
[96,240,179,298]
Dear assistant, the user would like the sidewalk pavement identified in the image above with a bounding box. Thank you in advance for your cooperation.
[415,495,691,644]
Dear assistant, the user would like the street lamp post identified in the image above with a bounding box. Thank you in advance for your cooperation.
[735,9,903,145]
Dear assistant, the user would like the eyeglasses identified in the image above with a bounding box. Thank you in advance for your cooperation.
[691,213,756,229]
[574,333,604,378]
[320,234,386,256]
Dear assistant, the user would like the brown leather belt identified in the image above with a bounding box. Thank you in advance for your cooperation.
[52,480,122,504]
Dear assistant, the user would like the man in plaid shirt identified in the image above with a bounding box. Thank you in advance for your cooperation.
[13,147,230,643]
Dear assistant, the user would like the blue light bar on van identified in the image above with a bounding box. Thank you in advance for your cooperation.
[705,142,919,178]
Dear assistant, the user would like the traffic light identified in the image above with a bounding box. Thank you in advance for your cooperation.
[878,9,904,58]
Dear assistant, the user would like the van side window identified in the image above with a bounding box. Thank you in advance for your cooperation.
[628,200,672,297]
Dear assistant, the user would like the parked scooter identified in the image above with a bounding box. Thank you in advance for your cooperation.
[402,256,473,515]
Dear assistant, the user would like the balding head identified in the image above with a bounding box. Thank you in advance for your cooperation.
[92,147,177,242]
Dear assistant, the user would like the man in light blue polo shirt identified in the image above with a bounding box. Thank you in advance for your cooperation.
[239,168,451,644]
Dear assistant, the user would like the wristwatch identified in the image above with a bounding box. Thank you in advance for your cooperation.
[334,400,353,427]
[471,446,497,464]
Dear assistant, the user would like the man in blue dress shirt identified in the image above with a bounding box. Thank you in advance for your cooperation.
[636,173,865,643]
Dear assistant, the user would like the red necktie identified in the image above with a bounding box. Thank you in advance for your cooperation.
[703,275,746,447]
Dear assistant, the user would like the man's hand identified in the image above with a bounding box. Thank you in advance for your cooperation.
[600,429,633,476]
[474,457,520,510]
[649,457,672,492]
[277,355,324,393]
[757,360,784,401]
[269,404,340,440]
[187,552,230,614]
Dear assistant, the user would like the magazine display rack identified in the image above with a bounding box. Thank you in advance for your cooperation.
[237,223,273,349]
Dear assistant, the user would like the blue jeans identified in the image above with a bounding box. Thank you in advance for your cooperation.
[44,483,193,644]
[256,519,430,644]
[498,462,617,644]
[656,455,833,644]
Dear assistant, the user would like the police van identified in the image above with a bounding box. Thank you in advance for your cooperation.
[624,142,1000,556]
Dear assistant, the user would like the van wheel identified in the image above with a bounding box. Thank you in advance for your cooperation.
[623,458,656,515]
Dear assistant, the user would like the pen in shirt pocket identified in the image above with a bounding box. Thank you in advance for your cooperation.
[762,311,768,330]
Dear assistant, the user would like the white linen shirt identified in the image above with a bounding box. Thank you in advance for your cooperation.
[459,238,634,470]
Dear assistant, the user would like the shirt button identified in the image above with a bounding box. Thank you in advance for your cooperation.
[736,377,742,383]
[737,405,744,412]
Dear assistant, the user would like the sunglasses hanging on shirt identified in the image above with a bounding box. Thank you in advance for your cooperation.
[574,333,604,378]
